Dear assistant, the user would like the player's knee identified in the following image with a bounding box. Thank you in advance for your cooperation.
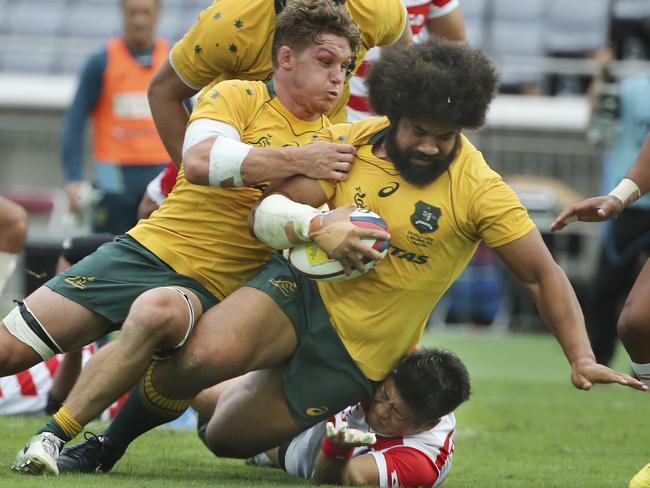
[617,302,648,345]
[0,321,41,374]
[125,289,189,345]
[206,434,257,459]
[2,201,28,252]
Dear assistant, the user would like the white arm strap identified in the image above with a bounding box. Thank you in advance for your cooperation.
[182,119,251,188]
[182,119,241,157]
[609,177,641,207]
[208,136,251,188]
[253,194,322,250]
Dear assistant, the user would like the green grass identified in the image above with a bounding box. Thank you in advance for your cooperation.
[1,330,647,487]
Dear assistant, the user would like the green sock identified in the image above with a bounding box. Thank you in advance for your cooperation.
[106,363,192,452]
[106,385,186,451]
[37,419,71,442]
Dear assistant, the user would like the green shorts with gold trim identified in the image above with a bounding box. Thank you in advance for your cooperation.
[245,253,378,429]
[46,234,219,329]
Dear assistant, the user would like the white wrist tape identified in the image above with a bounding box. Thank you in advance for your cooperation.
[253,194,321,250]
[208,136,252,188]
[609,178,641,207]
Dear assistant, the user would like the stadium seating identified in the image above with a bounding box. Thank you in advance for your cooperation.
[0,0,647,81]
[487,0,546,92]
[0,0,205,75]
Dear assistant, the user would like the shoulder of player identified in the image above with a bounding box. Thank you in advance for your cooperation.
[207,79,268,99]
[198,0,276,24]
[449,134,495,179]
[345,0,406,44]
[327,116,389,146]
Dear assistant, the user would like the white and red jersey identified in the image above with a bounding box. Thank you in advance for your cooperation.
[347,0,460,121]
[283,402,456,488]
[0,346,106,415]
[145,161,179,206]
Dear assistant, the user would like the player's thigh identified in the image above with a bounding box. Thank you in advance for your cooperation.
[620,257,650,328]
[25,285,112,349]
[48,234,217,331]
[0,285,110,374]
[204,368,304,458]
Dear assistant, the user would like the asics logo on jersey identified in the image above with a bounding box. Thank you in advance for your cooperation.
[306,406,328,416]
[378,182,399,198]
[411,201,441,233]
[64,276,96,290]
[268,279,297,297]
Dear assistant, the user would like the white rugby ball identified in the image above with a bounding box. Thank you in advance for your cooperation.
[288,209,390,282]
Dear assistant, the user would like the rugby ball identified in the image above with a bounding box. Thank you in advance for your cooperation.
[288,209,390,282]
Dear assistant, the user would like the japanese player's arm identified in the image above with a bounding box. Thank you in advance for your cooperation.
[426,1,466,41]
[314,451,380,486]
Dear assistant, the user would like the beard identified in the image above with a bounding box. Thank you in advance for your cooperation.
[384,124,458,186]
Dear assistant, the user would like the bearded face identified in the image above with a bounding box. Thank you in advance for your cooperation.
[383,118,459,186]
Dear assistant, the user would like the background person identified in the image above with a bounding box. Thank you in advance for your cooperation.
[0,197,28,297]
[62,0,170,234]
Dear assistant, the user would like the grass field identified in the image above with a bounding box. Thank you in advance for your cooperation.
[1,329,647,487]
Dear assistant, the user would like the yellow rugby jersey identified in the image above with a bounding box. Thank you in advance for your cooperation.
[129,80,329,300]
[170,0,407,123]
[316,117,536,380]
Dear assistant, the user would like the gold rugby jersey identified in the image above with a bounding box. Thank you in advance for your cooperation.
[129,80,329,299]
[170,0,407,123]
[316,117,536,380]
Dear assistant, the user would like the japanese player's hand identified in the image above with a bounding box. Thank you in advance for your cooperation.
[326,421,377,449]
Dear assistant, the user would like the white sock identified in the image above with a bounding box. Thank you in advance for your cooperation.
[0,251,18,296]
[631,361,650,390]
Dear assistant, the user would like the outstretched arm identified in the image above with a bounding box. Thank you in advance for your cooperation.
[494,228,646,391]
[426,2,466,42]
[550,134,650,230]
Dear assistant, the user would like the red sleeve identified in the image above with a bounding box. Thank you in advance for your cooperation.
[382,447,438,487]
[160,162,179,197]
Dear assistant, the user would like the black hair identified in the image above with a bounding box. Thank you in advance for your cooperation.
[367,37,499,129]
[392,347,471,423]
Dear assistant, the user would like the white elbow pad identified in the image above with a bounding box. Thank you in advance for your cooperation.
[208,136,252,188]
[253,194,321,250]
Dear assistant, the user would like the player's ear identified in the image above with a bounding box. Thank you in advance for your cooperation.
[421,418,440,432]
[277,46,294,71]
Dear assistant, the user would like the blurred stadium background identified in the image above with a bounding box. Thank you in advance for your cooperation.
[2,0,650,329]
